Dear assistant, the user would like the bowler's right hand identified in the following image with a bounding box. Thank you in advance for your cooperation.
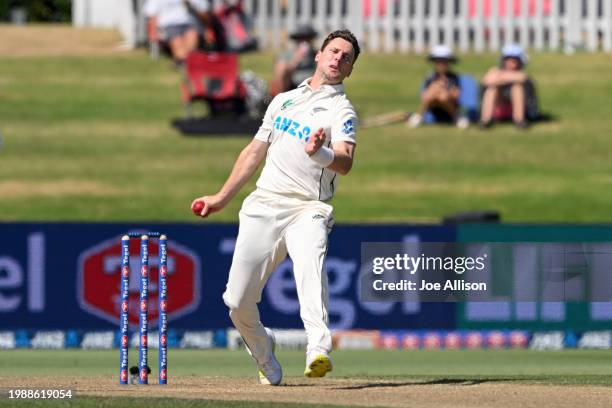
[190,195,224,218]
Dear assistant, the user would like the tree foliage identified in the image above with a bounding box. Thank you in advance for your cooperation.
[0,0,72,22]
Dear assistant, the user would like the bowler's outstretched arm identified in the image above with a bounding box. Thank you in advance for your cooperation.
[191,139,269,217]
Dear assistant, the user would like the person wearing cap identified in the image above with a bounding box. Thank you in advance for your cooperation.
[479,43,539,129]
[408,45,469,129]
[270,24,318,96]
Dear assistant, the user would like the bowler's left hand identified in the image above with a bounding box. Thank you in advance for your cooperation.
[305,128,326,156]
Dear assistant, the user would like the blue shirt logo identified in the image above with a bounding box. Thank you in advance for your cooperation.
[342,119,354,135]
[274,116,312,141]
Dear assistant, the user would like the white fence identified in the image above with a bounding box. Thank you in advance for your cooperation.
[73,0,612,53]
[244,0,612,53]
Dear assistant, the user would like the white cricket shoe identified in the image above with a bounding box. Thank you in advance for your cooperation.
[257,328,282,386]
[407,113,423,128]
[304,351,333,378]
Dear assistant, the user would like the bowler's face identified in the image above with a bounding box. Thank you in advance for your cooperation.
[315,37,355,84]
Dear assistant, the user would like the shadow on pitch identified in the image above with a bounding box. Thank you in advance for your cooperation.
[336,378,514,389]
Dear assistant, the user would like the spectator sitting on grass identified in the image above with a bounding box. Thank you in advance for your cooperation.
[408,45,469,129]
[269,24,318,96]
[479,44,539,130]
[144,0,213,65]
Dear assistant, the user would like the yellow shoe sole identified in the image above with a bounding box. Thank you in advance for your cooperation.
[304,355,332,378]
[259,370,271,385]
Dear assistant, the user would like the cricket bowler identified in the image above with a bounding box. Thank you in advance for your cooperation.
[191,29,360,386]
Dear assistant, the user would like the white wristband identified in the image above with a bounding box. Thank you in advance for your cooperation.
[309,146,335,167]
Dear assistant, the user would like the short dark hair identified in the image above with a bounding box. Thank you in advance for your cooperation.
[320,29,361,63]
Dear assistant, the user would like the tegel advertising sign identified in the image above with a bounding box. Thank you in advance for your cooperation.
[78,233,201,326]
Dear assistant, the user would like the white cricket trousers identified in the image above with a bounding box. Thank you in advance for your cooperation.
[222,189,334,363]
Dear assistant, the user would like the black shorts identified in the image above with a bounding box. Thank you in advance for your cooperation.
[160,24,196,41]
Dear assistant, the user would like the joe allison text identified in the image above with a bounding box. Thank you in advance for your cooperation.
[373,279,487,292]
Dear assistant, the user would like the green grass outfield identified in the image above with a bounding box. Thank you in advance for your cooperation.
[2,50,612,223]
[1,348,612,384]
[1,349,612,407]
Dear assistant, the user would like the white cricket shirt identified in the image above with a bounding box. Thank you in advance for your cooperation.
[254,78,357,202]
[143,0,209,28]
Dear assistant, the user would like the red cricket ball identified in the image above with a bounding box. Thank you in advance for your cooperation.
[191,200,205,216]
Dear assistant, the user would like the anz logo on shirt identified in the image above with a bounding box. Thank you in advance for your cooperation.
[273,116,312,142]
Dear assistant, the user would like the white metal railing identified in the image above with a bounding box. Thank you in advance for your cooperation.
[243,0,612,53]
